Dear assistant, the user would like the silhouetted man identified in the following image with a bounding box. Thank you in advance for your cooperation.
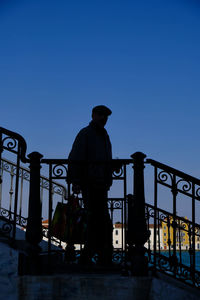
[67,105,113,265]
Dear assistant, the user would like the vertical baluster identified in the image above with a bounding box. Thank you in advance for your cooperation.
[40,178,44,207]
[192,183,196,282]
[158,215,161,255]
[172,174,177,260]
[188,224,192,271]
[169,174,178,276]
[146,208,151,260]
[122,164,126,255]
[0,161,3,209]
[9,165,14,219]
[60,186,64,249]
[154,166,158,270]
[110,199,113,226]
[178,220,182,266]
[167,216,171,257]
[48,163,53,254]
[13,153,20,239]
[0,132,2,185]
[19,168,24,225]
[40,178,44,243]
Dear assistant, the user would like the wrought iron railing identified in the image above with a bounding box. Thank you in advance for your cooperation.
[0,125,67,244]
[40,158,133,262]
[0,157,67,239]
[145,159,200,287]
[2,125,200,286]
[0,127,27,239]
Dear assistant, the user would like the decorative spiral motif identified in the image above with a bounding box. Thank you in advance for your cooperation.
[158,255,170,270]
[53,185,64,196]
[2,137,17,151]
[2,222,12,234]
[159,212,169,222]
[19,217,27,227]
[22,171,30,180]
[176,179,191,193]
[195,187,200,200]
[194,226,200,235]
[158,170,172,184]
[113,201,122,209]
[113,166,123,178]
[112,251,123,263]
[2,162,9,172]
[149,208,155,218]
[0,209,10,219]
[52,164,67,178]
[179,220,187,231]
[182,267,193,281]
[41,179,49,189]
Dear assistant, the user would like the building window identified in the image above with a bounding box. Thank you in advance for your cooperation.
[115,230,118,235]
[164,233,166,236]
[116,240,118,244]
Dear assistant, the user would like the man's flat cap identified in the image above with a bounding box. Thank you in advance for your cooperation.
[92,105,112,116]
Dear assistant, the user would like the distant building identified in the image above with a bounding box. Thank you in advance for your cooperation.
[145,224,164,250]
[161,216,194,250]
[113,223,125,249]
[30,219,200,252]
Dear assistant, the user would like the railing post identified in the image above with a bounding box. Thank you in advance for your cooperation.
[128,151,149,275]
[26,151,43,247]
[0,133,2,185]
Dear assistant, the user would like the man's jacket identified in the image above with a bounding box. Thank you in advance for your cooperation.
[67,121,112,190]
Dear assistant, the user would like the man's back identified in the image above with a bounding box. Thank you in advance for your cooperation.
[68,120,112,189]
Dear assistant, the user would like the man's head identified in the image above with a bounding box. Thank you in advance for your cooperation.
[92,105,112,128]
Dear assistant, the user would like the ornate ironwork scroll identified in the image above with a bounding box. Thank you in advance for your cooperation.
[0,127,27,163]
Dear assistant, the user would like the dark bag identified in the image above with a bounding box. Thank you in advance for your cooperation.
[51,194,86,243]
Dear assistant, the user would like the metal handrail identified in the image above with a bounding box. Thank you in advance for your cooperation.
[146,158,200,187]
[1,157,67,198]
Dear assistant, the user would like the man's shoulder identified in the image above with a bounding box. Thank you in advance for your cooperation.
[77,124,91,136]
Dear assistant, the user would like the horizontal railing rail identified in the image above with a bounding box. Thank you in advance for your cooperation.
[146,159,200,187]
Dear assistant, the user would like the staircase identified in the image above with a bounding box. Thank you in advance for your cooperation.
[1,126,200,289]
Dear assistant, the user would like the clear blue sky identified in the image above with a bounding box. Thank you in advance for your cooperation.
[1,0,200,178]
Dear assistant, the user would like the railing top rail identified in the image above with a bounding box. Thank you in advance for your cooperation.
[146,158,200,186]
[41,158,133,164]
[146,202,200,229]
